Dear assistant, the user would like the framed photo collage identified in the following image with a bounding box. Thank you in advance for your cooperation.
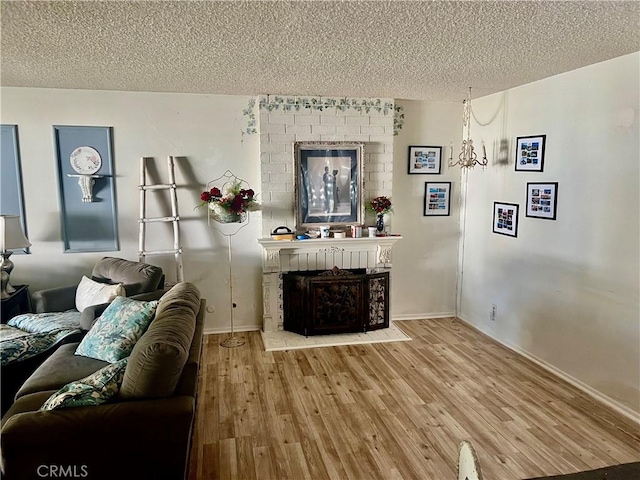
[494,133,558,238]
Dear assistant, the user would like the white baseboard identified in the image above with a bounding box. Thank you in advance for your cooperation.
[203,325,262,335]
[456,315,640,426]
[392,312,455,321]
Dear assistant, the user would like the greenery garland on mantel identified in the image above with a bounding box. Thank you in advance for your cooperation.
[242,97,405,136]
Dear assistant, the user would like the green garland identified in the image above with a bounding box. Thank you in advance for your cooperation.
[243,97,405,136]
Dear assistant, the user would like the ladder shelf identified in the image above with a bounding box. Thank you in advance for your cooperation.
[138,156,184,282]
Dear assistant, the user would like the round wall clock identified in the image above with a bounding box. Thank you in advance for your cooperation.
[70,146,102,175]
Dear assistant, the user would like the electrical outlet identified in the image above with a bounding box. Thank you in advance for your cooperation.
[490,304,497,321]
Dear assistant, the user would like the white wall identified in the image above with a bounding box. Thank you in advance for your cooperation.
[459,53,640,416]
[392,100,462,318]
[0,88,263,333]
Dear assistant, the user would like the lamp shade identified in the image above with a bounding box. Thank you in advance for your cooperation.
[0,215,31,251]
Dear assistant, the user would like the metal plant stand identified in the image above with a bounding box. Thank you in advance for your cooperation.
[206,170,252,348]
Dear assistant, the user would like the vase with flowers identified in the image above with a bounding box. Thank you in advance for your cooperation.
[197,179,261,223]
[367,196,393,233]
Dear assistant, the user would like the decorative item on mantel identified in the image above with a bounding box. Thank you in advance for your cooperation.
[198,170,261,348]
[367,196,393,234]
[448,87,488,169]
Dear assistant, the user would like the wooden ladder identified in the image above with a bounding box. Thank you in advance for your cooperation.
[138,156,184,282]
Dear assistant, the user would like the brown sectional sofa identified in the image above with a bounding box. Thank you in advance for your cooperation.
[0,282,205,480]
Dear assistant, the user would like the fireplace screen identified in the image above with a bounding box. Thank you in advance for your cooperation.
[283,268,389,336]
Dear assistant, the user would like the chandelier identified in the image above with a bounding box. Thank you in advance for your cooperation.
[448,87,487,169]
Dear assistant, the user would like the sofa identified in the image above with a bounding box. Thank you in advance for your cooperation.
[0,282,205,480]
[32,256,166,330]
[1,257,167,417]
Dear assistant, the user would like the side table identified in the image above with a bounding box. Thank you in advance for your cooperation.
[1,284,32,324]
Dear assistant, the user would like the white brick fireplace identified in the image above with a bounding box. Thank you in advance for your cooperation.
[256,94,399,332]
[258,94,396,237]
[258,236,402,332]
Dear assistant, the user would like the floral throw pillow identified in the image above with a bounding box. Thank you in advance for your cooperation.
[75,296,158,363]
[40,357,129,411]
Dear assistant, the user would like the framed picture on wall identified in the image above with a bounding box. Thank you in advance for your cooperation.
[423,182,451,216]
[515,135,546,172]
[293,141,364,230]
[526,182,558,220]
[408,145,442,174]
[492,202,519,237]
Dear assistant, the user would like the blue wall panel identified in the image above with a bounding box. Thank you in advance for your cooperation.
[0,125,29,253]
[54,126,119,253]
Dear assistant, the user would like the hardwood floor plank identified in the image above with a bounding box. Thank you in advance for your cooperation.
[252,445,274,479]
[283,442,313,480]
[217,368,235,440]
[201,442,219,480]
[528,425,594,471]
[361,394,436,479]
[218,438,238,480]
[342,399,398,479]
[277,361,339,479]
[304,412,348,479]
[235,436,257,480]
[189,319,640,479]
[499,420,572,475]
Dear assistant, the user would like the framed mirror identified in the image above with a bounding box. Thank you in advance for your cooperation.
[293,142,364,231]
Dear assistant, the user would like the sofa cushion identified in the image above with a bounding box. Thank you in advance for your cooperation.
[91,257,164,296]
[119,282,200,399]
[75,296,158,363]
[40,357,128,411]
[8,311,83,333]
[16,343,110,400]
[175,299,206,397]
[1,390,58,426]
[0,324,80,368]
[75,276,125,312]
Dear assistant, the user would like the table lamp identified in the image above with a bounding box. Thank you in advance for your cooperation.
[1,215,31,299]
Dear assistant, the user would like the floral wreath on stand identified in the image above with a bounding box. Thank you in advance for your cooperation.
[195,170,261,349]
[197,171,261,225]
[366,196,393,234]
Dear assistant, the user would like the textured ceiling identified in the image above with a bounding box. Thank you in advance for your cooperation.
[1,1,638,101]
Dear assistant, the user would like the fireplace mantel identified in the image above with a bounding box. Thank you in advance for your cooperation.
[257,236,402,273]
[257,236,402,331]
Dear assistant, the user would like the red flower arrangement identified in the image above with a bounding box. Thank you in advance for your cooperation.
[198,180,260,223]
[368,196,393,215]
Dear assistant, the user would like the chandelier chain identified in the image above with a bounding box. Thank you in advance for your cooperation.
[449,87,487,169]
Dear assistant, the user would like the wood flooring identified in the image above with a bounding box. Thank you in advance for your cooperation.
[187,319,640,479]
